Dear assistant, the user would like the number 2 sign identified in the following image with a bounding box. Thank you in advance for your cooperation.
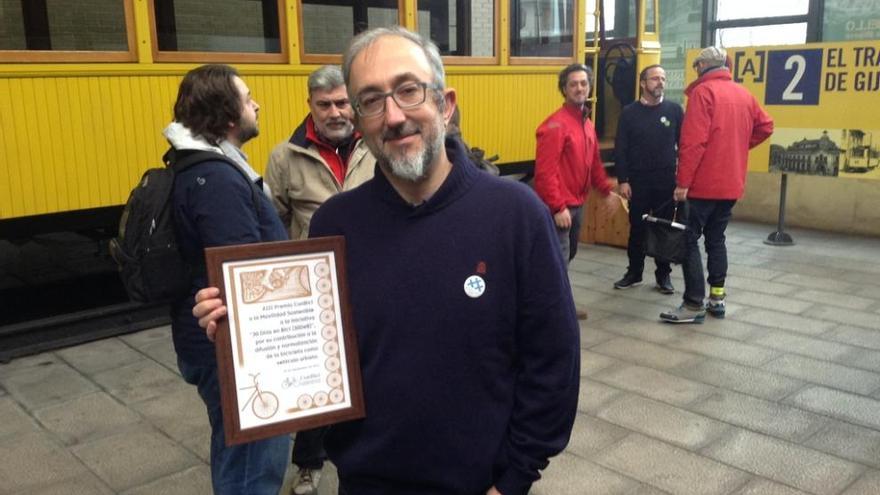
[765,49,823,105]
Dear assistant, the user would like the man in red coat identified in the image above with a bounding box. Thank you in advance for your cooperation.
[661,47,774,324]
[535,64,617,320]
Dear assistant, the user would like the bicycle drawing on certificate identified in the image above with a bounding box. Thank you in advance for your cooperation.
[239,373,279,419]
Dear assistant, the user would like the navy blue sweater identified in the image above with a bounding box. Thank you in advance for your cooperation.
[171,158,287,366]
[310,139,580,495]
[614,99,683,185]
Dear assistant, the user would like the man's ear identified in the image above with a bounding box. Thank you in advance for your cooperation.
[442,88,457,126]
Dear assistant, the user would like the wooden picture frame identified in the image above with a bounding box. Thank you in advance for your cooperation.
[205,236,364,445]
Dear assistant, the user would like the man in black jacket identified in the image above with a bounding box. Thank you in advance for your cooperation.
[613,64,683,294]
[166,64,290,495]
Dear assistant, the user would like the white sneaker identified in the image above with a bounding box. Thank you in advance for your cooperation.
[292,467,322,495]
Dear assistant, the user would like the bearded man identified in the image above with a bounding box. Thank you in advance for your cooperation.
[194,28,579,495]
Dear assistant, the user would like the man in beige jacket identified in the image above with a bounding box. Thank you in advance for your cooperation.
[266,65,375,240]
[264,65,374,495]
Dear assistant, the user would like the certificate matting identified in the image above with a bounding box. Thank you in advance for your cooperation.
[205,236,364,445]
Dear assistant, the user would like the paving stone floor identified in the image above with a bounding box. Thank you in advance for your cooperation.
[2,221,880,495]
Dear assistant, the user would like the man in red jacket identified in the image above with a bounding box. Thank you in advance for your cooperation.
[535,64,617,320]
[661,46,774,324]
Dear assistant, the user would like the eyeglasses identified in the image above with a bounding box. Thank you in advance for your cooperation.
[353,81,437,118]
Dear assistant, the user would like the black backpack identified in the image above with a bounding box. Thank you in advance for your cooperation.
[110,148,260,303]
[465,146,500,176]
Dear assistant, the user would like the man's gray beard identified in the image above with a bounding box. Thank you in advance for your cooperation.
[318,121,354,146]
[382,120,445,183]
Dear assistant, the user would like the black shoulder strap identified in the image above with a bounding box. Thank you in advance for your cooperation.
[164,148,237,173]
[163,148,263,220]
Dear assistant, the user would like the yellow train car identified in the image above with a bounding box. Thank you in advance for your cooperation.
[0,0,663,342]
[0,0,664,236]
[1,0,640,236]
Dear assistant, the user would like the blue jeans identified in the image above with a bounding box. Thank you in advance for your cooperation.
[178,358,290,495]
[681,199,736,307]
[555,205,584,266]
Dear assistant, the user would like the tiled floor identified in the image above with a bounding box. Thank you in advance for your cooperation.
[2,221,879,495]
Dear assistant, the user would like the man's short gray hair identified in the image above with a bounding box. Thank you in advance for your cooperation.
[308,65,345,95]
[342,26,446,100]
[694,46,727,68]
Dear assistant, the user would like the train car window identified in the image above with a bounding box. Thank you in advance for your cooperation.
[659,0,704,104]
[823,0,880,42]
[644,0,656,33]
[716,23,808,47]
[716,0,808,22]
[0,0,135,62]
[585,0,598,40]
[153,0,282,56]
[299,0,401,60]
[585,0,637,41]
[510,0,575,58]
[415,0,495,58]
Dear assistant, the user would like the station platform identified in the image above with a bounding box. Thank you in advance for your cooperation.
[2,220,880,495]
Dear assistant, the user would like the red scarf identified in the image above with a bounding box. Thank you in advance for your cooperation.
[305,117,359,185]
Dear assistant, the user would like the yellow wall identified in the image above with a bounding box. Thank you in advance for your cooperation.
[448,69,560,163]
[0,69,311,220]
[1,73,175,219]
[0,66,563,220]
[737,173,880,237]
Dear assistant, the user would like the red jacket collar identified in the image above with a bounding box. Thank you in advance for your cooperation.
[685,68,732,96]
[305,115,360,151]
[561,102,589,121]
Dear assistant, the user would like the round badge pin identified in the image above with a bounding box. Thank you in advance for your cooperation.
[463,275,486,298]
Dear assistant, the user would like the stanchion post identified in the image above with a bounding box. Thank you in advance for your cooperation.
[764,173,795,246]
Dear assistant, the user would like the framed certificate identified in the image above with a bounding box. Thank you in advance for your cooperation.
[205,236,364,445]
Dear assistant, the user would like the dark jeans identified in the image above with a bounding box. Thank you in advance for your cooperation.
[555,205,584,266]
[292,427,327,469]
[177,358,289,495]
[626,182,675,280]
[681,199,736,307]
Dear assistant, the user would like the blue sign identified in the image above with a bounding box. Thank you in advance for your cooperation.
[765,49,823,105]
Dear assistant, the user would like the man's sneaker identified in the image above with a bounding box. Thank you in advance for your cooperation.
[707,286,726,318]
[292,467,322,495]
[707,297,726,318]
[660,304,706,324]
[655,275,674,295]
[614,272,643,290]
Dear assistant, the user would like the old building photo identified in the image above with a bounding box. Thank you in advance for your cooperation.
[769,128,880,178]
